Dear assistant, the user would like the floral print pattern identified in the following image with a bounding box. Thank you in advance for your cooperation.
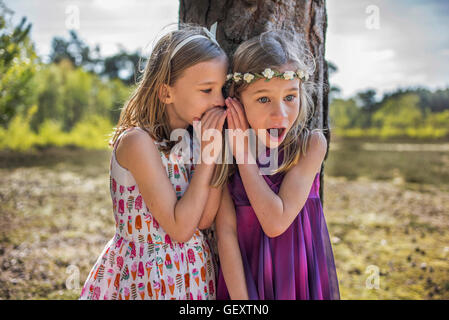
[79,127,216,300]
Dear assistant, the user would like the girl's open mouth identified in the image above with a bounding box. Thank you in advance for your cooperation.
[267,127,287,142]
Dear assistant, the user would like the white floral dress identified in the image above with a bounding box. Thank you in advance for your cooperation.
[79,127,216,300]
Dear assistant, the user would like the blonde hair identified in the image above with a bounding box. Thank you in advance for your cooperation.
[110,23,227,152]
[212,29,324,186]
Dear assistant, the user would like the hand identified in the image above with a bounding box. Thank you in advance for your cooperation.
[225,97,254,164]
[193,107,227,164]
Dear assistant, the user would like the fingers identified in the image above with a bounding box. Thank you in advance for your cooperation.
[230,98,248,129]
[217,109,227,131]
[210,108,226,130]
[201,107,222,130]
[226,103,236,130]
[202,108,227,144]
[201,108,226,161]
[225,98,242,131]
[208,109,225,132]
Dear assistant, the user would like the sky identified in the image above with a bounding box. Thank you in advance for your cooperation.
[3,0,449,98]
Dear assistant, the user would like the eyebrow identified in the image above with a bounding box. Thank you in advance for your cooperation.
[197,81,218,86]
[251,87,299,95]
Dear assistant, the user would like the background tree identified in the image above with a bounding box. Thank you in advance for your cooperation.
[180,0,330,201]
[355,89,378,128]
[327,61,341,102]
[329,98,362,130]
[101,48,141,85]
[0,1,37,127]
[49,30,102,73]
[372,93,422,130]
[49,31,141,85]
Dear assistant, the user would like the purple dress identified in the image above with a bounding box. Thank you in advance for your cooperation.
[217,147,340,300]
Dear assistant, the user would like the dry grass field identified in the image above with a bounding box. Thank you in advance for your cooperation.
[1,138,448,299]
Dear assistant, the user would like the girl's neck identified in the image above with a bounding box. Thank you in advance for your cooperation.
[166,104,189,131]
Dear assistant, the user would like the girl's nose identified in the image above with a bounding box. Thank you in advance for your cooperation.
[215,93,225,107]
[270,102,288,120]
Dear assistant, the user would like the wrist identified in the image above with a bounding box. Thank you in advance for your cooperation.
[190,161,215,184]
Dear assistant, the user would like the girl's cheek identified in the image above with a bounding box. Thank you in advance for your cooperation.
[244,111,256,127]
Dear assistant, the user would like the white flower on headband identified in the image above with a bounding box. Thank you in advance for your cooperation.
[262,68,275,79]
[243,73,255,83]
[283,71,295,80]
[297,69,309,81]
[233,72,242,82]
[226,68,311,84]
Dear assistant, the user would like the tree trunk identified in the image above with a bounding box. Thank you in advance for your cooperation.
[180,0,330,272]
[179,0,330,190]
[180,0,330,204]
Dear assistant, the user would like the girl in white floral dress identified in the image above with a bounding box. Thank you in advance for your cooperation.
[79,23,228,300]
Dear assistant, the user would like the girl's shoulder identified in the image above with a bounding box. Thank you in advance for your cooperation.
[117,127,167,152]
[115,127,165,171]
[119,126,154,146]
[287,130,327,176]
[306,130,327,157]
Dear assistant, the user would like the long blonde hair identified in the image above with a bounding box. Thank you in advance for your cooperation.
[110,23,227,152]
[212,29,324,186]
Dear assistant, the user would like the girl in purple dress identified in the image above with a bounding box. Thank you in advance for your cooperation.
[215,30,340,300]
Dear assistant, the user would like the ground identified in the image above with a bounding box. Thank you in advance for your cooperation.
[0,139,448,299]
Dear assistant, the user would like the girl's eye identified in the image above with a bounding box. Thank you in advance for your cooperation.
[285,95,296,102]
[201,89,212,93]
[258,97,270,103]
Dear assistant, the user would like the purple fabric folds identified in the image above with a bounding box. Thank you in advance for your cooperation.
[217,147,340,300]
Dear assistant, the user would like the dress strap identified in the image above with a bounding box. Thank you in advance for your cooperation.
[113,127,160,151]
[113,127,135,153]
[111,127,162,177]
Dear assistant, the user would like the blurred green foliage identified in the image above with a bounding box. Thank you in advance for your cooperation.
[29,60,131,132]
[330,90,449,139]
[1,2,449,152]
[0,57,132,150]
[0,4,37,126]
[0,3,133,150]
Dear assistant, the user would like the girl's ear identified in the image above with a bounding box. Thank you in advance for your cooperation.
[158,84,174,104]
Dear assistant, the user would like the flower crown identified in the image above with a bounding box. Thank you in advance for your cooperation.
[226,68,310,84]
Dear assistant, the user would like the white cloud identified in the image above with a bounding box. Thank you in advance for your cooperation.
[4,0,449,97]
[4,0,179,57]
[327,0,449,97]
[440,49,449,56]
[92,0,139,10]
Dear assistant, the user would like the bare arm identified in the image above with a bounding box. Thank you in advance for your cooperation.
[216,186,249,299]
[198,185,223,230]
[237,131,327,238]
[226,97,327,238]
[116,109,226,243]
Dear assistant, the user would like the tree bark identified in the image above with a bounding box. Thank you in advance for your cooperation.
[179,0,330,201]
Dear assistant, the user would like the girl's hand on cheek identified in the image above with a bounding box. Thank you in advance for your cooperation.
[225,97,253,163]
[226,97,249,131]
[193,107,227,164]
